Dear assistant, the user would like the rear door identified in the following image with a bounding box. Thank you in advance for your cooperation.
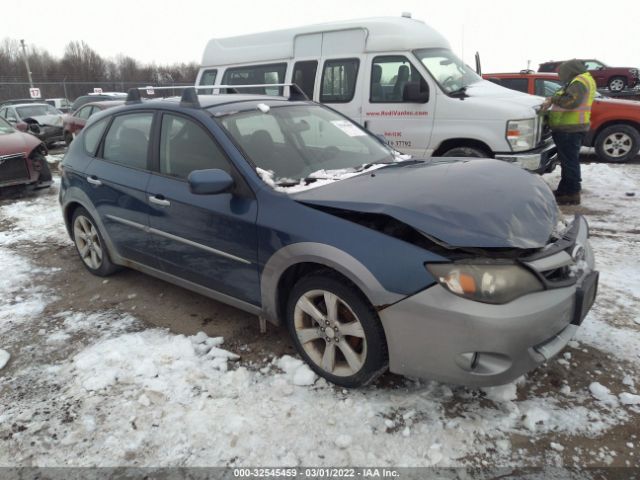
[146,112,260,306]
[86,111,157,267]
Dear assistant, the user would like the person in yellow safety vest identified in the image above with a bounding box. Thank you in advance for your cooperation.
[541,59,596,206]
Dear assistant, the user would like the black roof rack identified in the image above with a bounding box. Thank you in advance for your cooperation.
[125,88,141,104]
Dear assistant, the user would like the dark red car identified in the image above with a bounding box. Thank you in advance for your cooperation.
[539,59,639,92]
[0,116,52,192]
[62,100,124,145]
[484,71,640,162]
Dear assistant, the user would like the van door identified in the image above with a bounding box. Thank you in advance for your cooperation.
[363,54,434,158]
[318,29,366,124]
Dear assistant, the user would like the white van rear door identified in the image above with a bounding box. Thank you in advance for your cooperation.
[363,54,434,158]
[317,29,366,124]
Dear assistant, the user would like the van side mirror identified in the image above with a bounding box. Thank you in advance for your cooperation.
[188,169,234,195]
[403,82,429,103]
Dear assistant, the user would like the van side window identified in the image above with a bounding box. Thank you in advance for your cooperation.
[102,113,153,170]
[159,114,230,179]
[320,59,359,103]
[199,69,218,94]
[371,56,428,103]
[292,61,318,99]
[222,63,287,95]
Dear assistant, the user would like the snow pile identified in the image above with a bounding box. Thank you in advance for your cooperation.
[589,382,618,406]
[276,355,317,386]
[0,180,69,246]
[619,393,640,405]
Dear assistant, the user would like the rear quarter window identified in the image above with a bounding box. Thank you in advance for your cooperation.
[83,117,110,156]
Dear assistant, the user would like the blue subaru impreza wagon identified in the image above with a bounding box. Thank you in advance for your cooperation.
[59,87,598,387]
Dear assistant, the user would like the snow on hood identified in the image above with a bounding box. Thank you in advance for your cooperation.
[292,158,558,249]
[24,114,63,127]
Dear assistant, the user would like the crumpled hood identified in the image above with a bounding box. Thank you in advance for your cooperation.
[292,159,558,249]
[0,131,40,156]
[25,114,63,127]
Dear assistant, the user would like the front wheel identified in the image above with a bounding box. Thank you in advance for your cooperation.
[286,274,388,388]
[71,207,119,276]
[64,131,73,146]
[594,124,640,162]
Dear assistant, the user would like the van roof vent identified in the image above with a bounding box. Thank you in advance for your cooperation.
[401,12,412,18]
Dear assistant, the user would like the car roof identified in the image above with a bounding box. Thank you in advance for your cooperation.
[11,102,54,108]
[485,72,559,79]
[83,100,126,108]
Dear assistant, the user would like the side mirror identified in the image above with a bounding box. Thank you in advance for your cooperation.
[188,168,234,195]
[16,122,28,132]
[402,81,429,103]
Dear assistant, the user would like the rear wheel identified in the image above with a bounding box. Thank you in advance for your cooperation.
[64,131,73,146]
[441,146,489,158]
[71,207,119,276]
[286,274,388,388]
[594,124,640,162]
[608,76,626,92]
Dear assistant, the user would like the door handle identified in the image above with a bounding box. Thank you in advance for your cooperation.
[149,195,171,207]
[87,176,102,186]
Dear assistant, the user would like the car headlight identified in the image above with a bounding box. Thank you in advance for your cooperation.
[506,118,536,152]
[426,263,543,304]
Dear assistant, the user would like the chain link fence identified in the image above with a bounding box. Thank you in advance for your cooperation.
[0,81,194,103]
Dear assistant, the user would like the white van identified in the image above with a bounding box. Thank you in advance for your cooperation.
[197,15,556,172]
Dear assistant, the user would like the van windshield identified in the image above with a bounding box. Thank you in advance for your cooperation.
[217,104,396,187]
[414,48,482,94]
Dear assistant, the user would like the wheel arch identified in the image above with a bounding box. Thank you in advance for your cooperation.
[260,243,405,326]
[589,120,640,147]
[432,138,494,157]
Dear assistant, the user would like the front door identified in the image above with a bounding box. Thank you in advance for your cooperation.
[146,112,260,306]
[363,54,434,158]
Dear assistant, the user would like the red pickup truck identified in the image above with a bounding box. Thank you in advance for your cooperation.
[484,71,640,163]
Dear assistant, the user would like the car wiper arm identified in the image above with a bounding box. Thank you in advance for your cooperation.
[449,86,468,98]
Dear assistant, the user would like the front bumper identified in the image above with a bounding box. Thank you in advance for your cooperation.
[378,216,596,387]
[32,126,64,144]
[494,138,557,174]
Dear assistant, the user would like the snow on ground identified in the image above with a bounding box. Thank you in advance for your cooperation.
[0,164,639,467]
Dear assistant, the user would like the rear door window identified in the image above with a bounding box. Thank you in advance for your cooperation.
[77,106,94,119]
[320,58,359,103]
[102,113,153,170]
[497,78,529,93]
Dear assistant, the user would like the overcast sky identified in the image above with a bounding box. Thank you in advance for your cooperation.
[4,0,639,73]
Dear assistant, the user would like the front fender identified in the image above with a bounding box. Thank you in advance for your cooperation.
[260,242,406,325]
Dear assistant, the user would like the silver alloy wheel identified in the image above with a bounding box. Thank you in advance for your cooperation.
[603,132,633,158]
[293,289,367,377]
[73,215,103,270]
[609,78,625,92]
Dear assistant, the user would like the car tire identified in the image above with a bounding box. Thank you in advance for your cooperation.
[441,146,489,158]
[71,207,119,276]
[286,273,388,388]
[64,131,73,146]
[33,153,52,183]
[594,124,640,163]
[608,76,626,92]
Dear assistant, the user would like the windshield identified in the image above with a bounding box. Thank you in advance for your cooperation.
[16,104,60,118]
[0,116,15,134]
[414,48,482,94]
[217,104,395,186]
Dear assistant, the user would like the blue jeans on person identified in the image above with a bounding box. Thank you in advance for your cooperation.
[552,131,585,195]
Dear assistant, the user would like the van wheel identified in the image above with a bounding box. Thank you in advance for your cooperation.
[594,124,640,163]
[286,274,388,388]
[71,207,119,276]
[608,77,626,92]
[441,146,489,158]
